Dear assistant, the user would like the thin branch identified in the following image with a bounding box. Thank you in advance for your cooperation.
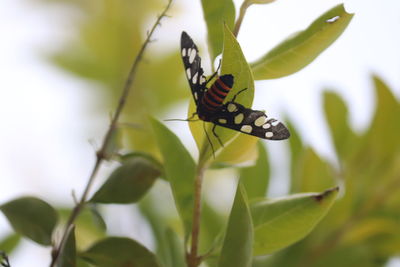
[49,1,173,266]
[0,251,10,267]
[233,1,250,37]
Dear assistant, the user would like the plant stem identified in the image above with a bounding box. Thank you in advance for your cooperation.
[233,1,250,37]
[187,165,206,267]
[49,1,173,266]
[186,1,252,265]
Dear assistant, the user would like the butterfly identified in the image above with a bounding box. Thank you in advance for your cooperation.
[180,31,290,150]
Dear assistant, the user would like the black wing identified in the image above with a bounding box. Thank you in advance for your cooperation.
[210,101,290,140]
[181,31,207,106]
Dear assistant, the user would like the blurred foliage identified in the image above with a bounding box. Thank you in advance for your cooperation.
[254,76,400,267]
[1,0,399,266]
[47,0,189,156]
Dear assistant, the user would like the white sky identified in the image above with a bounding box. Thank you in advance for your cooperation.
[0,0,400,266]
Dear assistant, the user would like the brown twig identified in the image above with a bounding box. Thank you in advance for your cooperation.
[233,1,250,37]
[49,1,173,266]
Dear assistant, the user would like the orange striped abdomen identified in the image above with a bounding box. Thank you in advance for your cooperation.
[201,74,234,112]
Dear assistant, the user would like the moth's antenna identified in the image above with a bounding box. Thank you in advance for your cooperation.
[164,118,199,122]
[164,112,198,122]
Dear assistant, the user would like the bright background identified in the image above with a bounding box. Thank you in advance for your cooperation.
[0,0,399,265]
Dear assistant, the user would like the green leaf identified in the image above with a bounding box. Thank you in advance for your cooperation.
[366,76,400,158]
[292,148,336,193]
[201,0,235,61]
[245,0,276,4]
[213,133,259,166]
[340,218,400,246]
[164,228,186,267]
[81,237,160,267]
[0,197,58,246]
[139,195,184,267]
[56,226,76,267]
[119,152,165,180]
[324,91,356,160]
[240,142,270,199]
[192,24,255,164]
[218,183,253,267]
[285,120,307,193]
[251,4,354,79]
[90,156,160,203]
[0,234,20,253]
[150,117,195,238]
[87,204,107,231]
[200,200,226,255]
[251,187,338,255]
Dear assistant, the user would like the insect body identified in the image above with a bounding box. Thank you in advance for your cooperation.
[198,74,233,121]
[181,31,290,145]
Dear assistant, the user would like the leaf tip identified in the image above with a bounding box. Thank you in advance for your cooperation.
[313,186,339,203]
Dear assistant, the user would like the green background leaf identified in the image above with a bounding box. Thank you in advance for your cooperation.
[201,0,235,62]
[218,183,253,267]
[90,156,161,203]
[59,207,106,251]
[251,188,338,255]
[240,142,270,199]
[150,117,195,238]
[251,4,354,79]
[81,237,160,267]
[0,234,20,254]
[56,226,76,267]
[0,197,58,246]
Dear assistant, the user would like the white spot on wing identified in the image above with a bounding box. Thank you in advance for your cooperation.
[189,48,196,64]
[241,125,252,133]
[186,68,191,79]
[218,119,227,124]
[192,72,198,84]
[271,120,279,126]
[254,116,267,127]
[194,92,198,100]
[182,48,186,57]
[265,132,274,138]
[262,123,271,129]
[227,103,237,112]
[234,113,244,124]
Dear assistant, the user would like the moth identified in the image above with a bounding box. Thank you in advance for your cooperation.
[180,31,290,149]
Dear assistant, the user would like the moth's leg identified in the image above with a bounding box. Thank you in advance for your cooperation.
[205,59,222,86]
[231,88,248,102]
[203,121,215,158]
[164,112,198,122]
[212,124,224,147]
